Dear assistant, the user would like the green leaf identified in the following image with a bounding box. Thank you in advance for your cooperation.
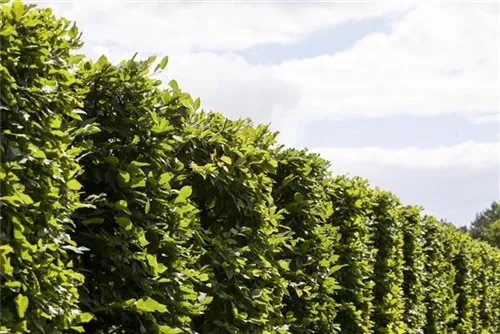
[158,325,183,334]
[95,55,109,70]
[15,294,29,318]
[221,155,232,165]
[5,281,22,288]
[154,55,169,73]
[115,217,132,231]
[12,0,24,20]
[158,173,172,186]
[169,80,179,92]
[1,193,34,206]
[82,218,104,225]
[67,179,82,190]
[115,200,130,214]
[104,156,119,166]
[117,170,130,188]
[151,118,171,134]
[193,97,201,110]
[175,186,192,204]
[130,178,146,188]
[69,54,85,65]
[200,295,214,305]
[0,245,14,255]
[49,117,62,129]
[74,312,94,324]
[31,148,46,159]
[299,240,312,254]
[131,135,140,145]
[134,297,167,313]
[1,255,14,276]
[198,273,210,282]
[13,320,27,332]
[278,260,290,271]
[293,192,303,202]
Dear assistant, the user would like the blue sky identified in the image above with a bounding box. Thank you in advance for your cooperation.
[45,1,499,227]
[237,16,392,64]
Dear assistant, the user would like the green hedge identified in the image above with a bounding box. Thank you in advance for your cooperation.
[1,2,500,333]
[0,2,97,332]
[400,206,426,333]
[328,176,376,333]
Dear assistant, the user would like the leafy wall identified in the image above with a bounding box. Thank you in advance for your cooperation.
[1,2,500,333]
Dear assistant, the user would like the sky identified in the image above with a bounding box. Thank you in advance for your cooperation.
[39,0,499,227]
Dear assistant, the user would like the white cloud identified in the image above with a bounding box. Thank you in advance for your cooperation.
[32,0,499,226]
[310,142,499,227]
[42,1,498,133]
[275,3,498,121]
[470,113,500,124]
[160,52,299,124]
[150,3,498,149]
[44,1,410,55]
[311,141,499,171]
[153,52,303,146]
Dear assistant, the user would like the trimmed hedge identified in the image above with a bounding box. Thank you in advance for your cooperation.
[400,206,426,333]
[1,1,500,333]
[327,176,376,333]
[70,54,210,333]
[0,2,97,332]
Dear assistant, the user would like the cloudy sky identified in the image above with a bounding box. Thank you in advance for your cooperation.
[41,1,498,227]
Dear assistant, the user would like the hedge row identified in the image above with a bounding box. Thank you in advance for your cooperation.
[1,2,500,333]
[0,2,98,332]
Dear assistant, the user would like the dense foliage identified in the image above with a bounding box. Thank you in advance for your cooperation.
[1,2,500,333]
[0,2,97,332]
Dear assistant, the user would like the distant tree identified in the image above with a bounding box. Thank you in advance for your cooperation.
[468,201,500,247]
[482,219,500,248]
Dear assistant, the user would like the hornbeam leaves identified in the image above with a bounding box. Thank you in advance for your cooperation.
[14,294,28,318]
[2,1,500,333]
[154,55,169,73]
[11,0,23,20]
[175,185,193,204]
[159,325,183,334]
[115,217,133,230]
[67,179,83,190]
[1,1,93,331]
[134,297,168,313]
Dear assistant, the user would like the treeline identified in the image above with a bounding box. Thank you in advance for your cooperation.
[1,2,499,333]
[462,201,500,248]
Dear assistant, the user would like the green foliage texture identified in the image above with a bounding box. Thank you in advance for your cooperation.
[1,2,500,333]
[467,201,500,248]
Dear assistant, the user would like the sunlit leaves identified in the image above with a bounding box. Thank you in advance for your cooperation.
[134,297,168,313]
[14,294,28,318]
[69,40,212,333]
[74,312,94,324]
[1,1,91,331]
[67,179,83,190]
[220,155,232,165]
[159,325,183,334]
[11,0,24,20]
[115,217,133,231]
[2,2,500,334]
[154,55,169,73]
[175,185,192,204]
